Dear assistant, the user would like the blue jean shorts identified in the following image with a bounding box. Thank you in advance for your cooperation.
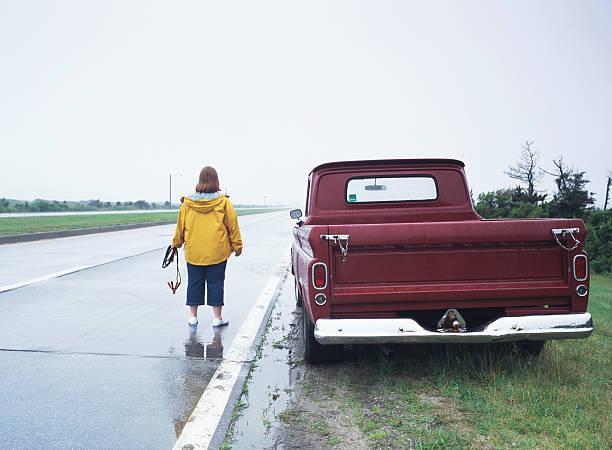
[186,260,227,306]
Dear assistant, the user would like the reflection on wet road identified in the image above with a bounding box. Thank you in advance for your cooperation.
[185,327,225,360]
[0,211,291,449]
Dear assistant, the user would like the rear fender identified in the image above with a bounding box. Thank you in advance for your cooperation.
[293,225,331,324]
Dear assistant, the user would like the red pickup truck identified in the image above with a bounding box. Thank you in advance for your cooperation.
[290,159,593,363]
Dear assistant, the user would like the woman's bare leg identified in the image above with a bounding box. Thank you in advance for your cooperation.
[212,306,223,320]
[190,305,198,317]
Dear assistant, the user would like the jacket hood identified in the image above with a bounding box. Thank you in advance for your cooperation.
[180,195,227,214]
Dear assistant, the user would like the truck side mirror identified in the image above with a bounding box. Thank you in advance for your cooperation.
[290,209,303,220]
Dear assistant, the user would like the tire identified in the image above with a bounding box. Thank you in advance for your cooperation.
[514,340,546,357]
[303,307,343,364]
[294,277,303,307]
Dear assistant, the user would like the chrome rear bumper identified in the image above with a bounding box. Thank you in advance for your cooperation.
[314,313,593,345]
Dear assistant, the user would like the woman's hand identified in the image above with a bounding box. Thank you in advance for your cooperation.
[234,248,243,257]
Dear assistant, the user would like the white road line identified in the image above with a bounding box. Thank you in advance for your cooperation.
[0,248,166,294]
[0,266,92,293]
[173,252,291,450]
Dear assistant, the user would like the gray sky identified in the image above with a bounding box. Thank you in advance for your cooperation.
[1,1,610,206]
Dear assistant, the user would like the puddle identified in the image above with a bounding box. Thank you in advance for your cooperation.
[223,275,303,449]
[184,327,225,360]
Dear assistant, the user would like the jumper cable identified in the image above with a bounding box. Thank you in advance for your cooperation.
[162,245,182,294]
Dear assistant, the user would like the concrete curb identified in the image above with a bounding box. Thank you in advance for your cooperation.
[0,221,176,245]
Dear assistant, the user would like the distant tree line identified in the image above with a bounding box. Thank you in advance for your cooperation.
[0,198,273,214]
[474,141,611,273]
[0,199,173,213]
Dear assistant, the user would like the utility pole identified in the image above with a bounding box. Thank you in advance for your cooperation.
[605,176,611,210]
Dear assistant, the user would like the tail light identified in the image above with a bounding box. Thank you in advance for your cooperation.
[312,262,328,289]
[573,255,588,282]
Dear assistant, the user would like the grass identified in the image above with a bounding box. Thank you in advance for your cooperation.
[0,208,285,236]
[318,274,611,449]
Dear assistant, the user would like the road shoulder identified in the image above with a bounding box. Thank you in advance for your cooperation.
[221,274,611,449]
[221,274,370,449]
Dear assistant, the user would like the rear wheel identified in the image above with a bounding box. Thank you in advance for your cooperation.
[514,340,546,356]
[294,278,303,307]
[303,308,343,364]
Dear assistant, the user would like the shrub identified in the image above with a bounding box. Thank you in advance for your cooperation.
[585,210,612,274]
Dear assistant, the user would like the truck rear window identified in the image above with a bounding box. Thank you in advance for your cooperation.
[346,176,438,203]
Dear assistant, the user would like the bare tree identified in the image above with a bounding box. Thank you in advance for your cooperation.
[543,157,571,191]
[505,141,545,204]
[544,157,595,218]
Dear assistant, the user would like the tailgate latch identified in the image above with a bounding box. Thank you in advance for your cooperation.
[321,234,350,263]
[551,228,580,251]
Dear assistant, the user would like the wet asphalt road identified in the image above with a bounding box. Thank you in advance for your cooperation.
[0,211,292,449]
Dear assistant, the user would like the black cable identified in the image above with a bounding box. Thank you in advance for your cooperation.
[163,245,181,293]
[162,245,177,268]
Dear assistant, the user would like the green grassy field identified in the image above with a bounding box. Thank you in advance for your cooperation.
[293,274,611,449]
[0,208,285,236]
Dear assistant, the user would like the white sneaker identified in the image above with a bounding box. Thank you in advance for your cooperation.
[188,316,198,326]
[212,318,229,327]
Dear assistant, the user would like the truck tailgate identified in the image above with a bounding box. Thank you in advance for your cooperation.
[327,219,585,316]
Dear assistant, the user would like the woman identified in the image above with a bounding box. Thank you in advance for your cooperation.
[172,166,243,327]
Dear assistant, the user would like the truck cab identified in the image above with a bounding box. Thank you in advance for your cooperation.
[291,159,593,363]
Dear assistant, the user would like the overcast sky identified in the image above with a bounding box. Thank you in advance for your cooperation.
[1,1,610,206]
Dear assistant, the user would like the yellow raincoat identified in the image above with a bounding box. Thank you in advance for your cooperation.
[172,195,243,266]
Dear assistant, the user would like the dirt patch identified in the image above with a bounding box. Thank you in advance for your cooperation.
[417,393,447,407]
[416,393,492,450]
[267,304,370,448]
[416,393,473,428]
[276,382,370,449]
[279,343,493,449]
[277,358,369,449]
